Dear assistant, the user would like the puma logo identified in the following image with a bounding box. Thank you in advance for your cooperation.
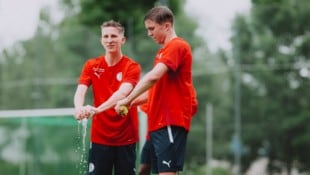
[162,160,171,168]
[93,68,105,79]
[94,72,101,78]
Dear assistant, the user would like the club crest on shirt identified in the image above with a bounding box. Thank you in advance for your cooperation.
[116,72,122,81]
[93,68,105,78]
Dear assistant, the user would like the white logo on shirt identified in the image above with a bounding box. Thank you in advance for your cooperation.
[116,72,122,81]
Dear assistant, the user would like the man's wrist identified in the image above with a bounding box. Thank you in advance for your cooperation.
[123,96,131,106]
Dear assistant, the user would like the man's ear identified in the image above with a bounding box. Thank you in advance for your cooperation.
[121,36,126,44]
[164,22,172,31]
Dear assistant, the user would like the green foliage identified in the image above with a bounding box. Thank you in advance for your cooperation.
[61,0,183,36]
[211,167,234,175]
[229,0,310,172]
[183,165,234,175]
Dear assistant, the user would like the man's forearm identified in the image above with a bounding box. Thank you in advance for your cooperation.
[126,76,156,104]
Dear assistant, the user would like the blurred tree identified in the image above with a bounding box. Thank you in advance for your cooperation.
[58,0,183,70]
[0,6,83,109]
[229,0,310,173]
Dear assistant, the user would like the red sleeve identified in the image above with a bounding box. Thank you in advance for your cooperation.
[160,41,184,72]
[123,61,141,87]
[78,60,92,86]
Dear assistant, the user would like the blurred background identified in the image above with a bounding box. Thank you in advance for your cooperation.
[0,0,309,175]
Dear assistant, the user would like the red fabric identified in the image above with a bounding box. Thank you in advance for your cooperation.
[139,103,149,114]
[147,38,198,132]
[78,55,141,146]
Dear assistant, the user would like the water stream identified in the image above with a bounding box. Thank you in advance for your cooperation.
[76,118,89,175]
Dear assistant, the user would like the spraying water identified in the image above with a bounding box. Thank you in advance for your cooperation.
[81,118,88,150]
[75,118,89,175]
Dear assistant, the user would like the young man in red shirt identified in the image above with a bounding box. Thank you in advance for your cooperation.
[73,20,141,175]
[115,6,198,175]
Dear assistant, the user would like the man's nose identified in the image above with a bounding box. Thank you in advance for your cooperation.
[106,36,113,42]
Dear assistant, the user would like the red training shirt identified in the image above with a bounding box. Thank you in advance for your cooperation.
[147,37,198,132]
[78,55,141,146]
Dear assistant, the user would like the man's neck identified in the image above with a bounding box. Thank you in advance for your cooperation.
[164,30,177,45]
[105,52,123,66]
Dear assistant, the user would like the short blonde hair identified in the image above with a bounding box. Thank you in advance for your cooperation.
[100,20,125,35]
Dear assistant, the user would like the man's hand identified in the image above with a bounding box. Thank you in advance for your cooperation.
[74,105,95,120]
[115,98,130,116]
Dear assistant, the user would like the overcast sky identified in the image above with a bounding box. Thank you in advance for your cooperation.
[185,0,251,51]
[0,0,58,49]
[0,0,251,51]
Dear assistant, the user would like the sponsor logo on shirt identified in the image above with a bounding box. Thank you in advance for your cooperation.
[93,68,105,78]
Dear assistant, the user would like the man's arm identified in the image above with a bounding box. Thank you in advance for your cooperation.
[73,84,88,120]
[130,91,148,107]
[115,63,168,113]
[93,82,134,114]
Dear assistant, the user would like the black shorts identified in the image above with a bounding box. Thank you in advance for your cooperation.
[140,139,152,164]
[150,126,188,173]
[87,142,136,175]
